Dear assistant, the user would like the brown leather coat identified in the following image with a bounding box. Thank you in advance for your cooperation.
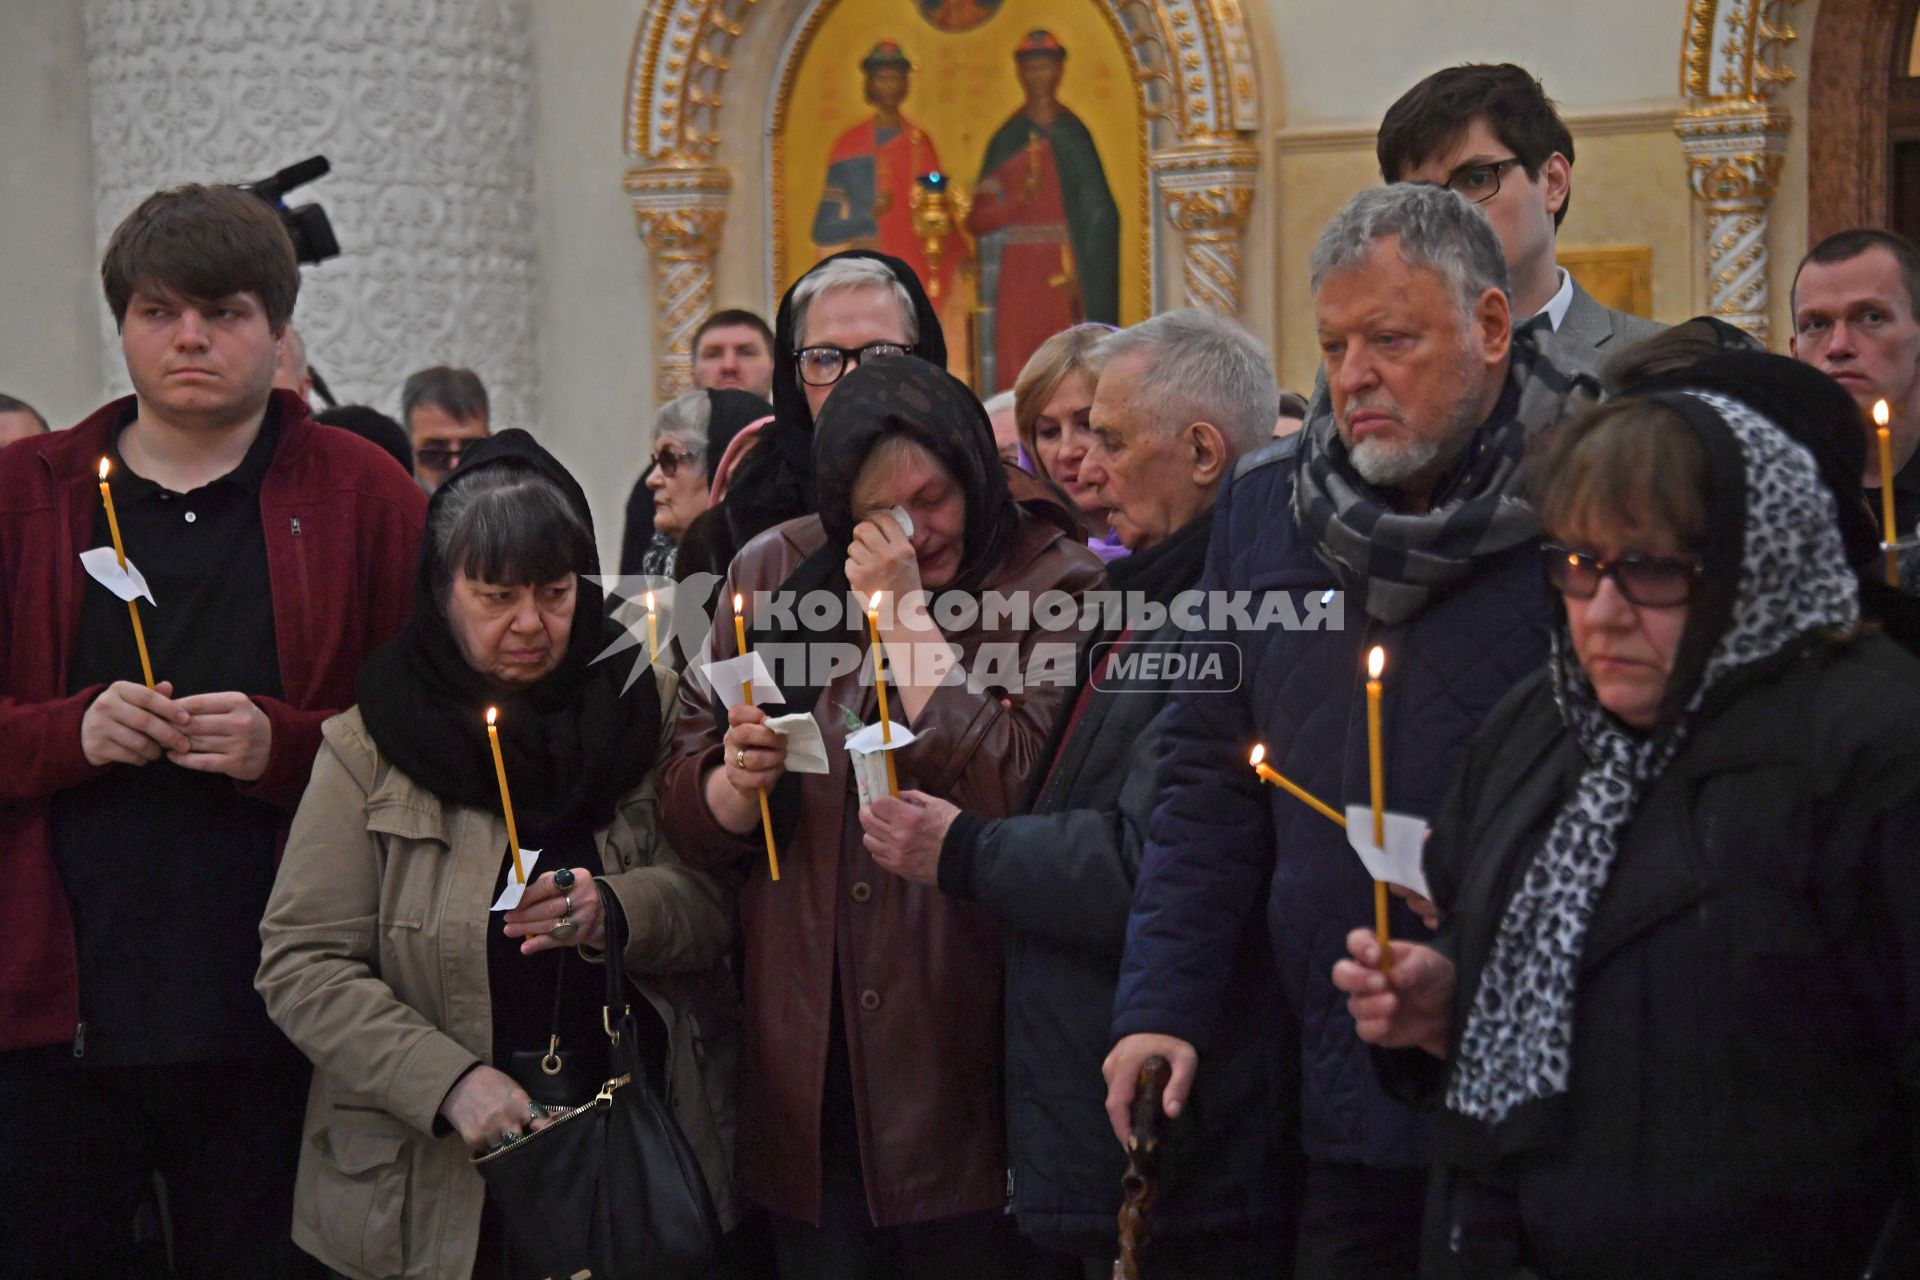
[661,510,1102,1228]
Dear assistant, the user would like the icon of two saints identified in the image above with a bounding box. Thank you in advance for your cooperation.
[810,27,1120,393]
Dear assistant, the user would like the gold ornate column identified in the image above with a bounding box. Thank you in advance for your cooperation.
[1675,0,1802,343]
[625,164,730,402]
[1675,106,1789,341]
[1151,141,1260,316]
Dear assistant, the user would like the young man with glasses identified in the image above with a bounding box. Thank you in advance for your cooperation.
[1376,63,1664,378]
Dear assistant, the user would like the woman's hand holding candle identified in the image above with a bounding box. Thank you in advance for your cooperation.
[1332,928,1455,1060]
[708,704,790,834]
[505,867,604,954]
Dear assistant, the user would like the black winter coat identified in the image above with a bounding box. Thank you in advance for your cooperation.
[1387,633,1920,1280]
[939,510,1299,1256]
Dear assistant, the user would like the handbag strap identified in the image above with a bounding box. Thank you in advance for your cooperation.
[595,877,632,1052]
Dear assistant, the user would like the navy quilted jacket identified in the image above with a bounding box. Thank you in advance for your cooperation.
[1112,437,1552,1168]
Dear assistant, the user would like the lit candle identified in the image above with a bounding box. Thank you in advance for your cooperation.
[1249,744,1346,828]
[485,707,527,885]
[732,593,781,881]
[646,590,660,664]
[1876,400,1900,587]
[1366,646,1390,974]
[97,459,155,689]
[867,592,899,797]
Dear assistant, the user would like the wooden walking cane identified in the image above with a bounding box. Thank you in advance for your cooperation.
[1113,1055,1172,1280]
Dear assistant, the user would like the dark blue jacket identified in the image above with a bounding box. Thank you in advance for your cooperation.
[1112,435,1552,1167]
[939,511,1296,1254]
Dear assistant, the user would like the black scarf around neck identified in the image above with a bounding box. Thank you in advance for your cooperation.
[356,430,662,841]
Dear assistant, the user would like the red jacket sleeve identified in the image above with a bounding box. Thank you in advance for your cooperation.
[236,453,426,814]
[0,686,108,804]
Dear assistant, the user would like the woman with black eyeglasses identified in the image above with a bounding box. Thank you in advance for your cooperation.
[620,388,774,579]
[696,251,947,581]
[1332,391,1920,1278]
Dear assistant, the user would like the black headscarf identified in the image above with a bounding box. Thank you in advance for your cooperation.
[356,429,663,840]
[703,387,775,469]
[732,359,1015,724]
[720,251,946,562]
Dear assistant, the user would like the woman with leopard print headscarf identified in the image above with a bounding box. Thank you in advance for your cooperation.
[1332,391,1920,1278]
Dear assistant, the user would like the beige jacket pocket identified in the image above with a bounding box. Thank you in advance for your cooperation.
[307,1112,414,1277]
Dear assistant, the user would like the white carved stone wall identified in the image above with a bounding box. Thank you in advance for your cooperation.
[84,0,541,429]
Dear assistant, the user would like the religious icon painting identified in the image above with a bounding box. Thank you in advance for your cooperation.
[774,0,1147,393]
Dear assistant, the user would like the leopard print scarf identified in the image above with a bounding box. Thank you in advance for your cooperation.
[1446,391,1860,1128]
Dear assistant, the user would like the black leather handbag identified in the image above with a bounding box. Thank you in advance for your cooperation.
[472,878,720,1279]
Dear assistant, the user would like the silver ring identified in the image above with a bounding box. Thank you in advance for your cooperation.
[499,1128,520,1146]
[550,917,580,941]
[527,1101,547,1123]
[562,892,573,915]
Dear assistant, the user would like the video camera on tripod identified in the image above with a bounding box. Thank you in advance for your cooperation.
[240,155,340,266]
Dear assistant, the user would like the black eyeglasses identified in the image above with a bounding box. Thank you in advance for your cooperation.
[794,342,910,388]
[1542,543,1704,608]
[648,445,703,478]
[1430,157,1525,205]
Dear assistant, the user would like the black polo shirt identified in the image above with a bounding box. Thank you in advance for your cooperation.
[50,404,288,1065]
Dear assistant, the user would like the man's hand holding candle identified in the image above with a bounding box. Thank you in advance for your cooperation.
[81,680,190,767]
[167,690,273,781]
[859,790,958,885]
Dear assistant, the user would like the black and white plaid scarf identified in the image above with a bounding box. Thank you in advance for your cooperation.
[1292,325,1598,625]
[1445,391,1860,1129]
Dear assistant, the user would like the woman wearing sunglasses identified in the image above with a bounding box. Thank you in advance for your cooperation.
[623,389,774,579]
[1334,390,1920,1277]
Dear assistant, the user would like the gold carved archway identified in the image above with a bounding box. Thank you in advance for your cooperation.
[623,0,1263,399]
[1675,0,1804,342]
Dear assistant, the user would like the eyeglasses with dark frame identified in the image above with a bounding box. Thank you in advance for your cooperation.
[1541,543,1705,608]
[793,341,911,388]
[1431,157,1526,205]
[647,444,704,479]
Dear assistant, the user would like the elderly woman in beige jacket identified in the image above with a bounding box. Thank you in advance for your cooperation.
[257,432,737,1279]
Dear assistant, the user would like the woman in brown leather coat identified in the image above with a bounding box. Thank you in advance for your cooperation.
[661,358,1103,1277]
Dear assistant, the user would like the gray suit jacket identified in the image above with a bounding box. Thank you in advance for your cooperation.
[1548,277,1666,381]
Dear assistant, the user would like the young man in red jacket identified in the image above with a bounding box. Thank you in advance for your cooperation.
[0,184,426,1276]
